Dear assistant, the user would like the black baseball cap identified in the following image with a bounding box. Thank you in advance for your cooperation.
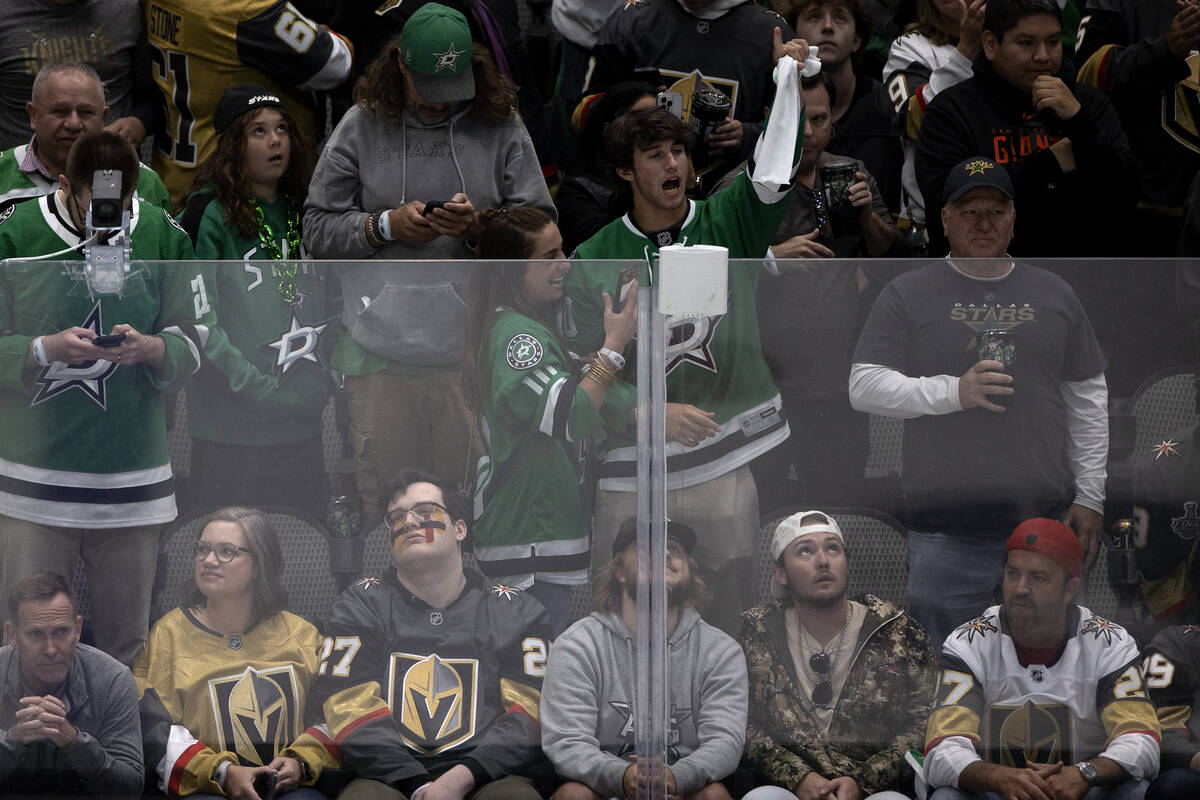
[942,157,1015,205]
[612,517,697,558]
[214,83,283,135]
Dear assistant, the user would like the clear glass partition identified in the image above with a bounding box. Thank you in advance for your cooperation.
[0,256,1195,798]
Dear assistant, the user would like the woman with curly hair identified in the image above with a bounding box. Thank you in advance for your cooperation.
[178,83,334,520]
[302,3,555,523]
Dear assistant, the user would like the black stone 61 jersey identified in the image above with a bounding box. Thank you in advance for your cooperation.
[143,0,352,206]
[308,570,551,797]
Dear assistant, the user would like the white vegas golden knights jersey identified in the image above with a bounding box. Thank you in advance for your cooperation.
[134,607,337,796]
[923,605,1161,789]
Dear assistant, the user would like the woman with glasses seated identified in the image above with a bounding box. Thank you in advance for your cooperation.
[463,206,638,635]
[133,507,335,799]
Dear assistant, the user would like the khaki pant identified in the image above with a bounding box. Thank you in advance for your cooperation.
[345,368,480,520]
[0,515,159,666]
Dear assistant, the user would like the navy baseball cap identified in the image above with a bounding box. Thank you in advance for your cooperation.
[942,157,1014,205]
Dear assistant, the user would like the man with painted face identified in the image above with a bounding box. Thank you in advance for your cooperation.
[0,570,143,798]
[923,518,1161,800]
[307,468,552,800]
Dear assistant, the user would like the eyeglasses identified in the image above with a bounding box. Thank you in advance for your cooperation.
[193,542,253,564]
[809,651,833,708]
[385,501,448,529]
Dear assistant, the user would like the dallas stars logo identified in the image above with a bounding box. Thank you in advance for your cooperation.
[955,613,998,643]
[1151,439,1181,460]
[32,302,117,409]
[505,333,542,370]
[355,576,382,591]
[490,584,521,601]
[665,313,724,375]
[1080,615,1122,645]
[964,159,994,176]
[262,313,328,377]
[433,42,465,73]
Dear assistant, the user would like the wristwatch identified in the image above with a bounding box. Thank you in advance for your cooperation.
[1075,761,1100,785]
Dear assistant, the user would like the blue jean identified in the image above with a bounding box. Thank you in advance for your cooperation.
[528,580,572,638]
[1146,768,1200,800]
[930,778,1147,800]
[907,531,1009,653]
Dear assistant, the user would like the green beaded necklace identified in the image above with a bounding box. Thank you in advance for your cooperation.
[253,200,302,306]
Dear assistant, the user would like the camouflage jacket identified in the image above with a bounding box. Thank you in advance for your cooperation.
[739,594,938,794]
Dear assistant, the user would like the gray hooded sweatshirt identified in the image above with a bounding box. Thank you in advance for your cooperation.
[303,101,554,366]
[540,608,747,796]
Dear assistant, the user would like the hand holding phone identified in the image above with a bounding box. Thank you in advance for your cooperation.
[254,771,278,800]
[422,201,448,216]
[93,333,127,347]
[611,264,640,313]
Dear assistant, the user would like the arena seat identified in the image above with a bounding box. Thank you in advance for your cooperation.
[757,506,909,608]
[152,506,339,628]
[1131,366,1198,456]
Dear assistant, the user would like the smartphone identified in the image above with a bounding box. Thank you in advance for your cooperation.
[93,333,127,347]
[656,91,683,120]
[422,200,448,216]
[254,771,278,800]
[611,264,639,313]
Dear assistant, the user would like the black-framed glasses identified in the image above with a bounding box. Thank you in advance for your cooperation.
[193,542,253,564]
[810,651,833,708]
[385,501,448,529]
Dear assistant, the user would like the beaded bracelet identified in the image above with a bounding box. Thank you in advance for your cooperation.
[365,211,385,249]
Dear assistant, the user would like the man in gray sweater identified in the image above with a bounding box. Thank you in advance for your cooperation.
[540,518,747,800]
[0,570,142,798]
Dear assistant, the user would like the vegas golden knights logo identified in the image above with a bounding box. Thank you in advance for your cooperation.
[1164,53,1200,153]
[388,653,478,754]
[986,700,1074,768]
[209,665,301,766]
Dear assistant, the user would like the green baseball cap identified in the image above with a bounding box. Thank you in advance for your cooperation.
[400,3,475,104]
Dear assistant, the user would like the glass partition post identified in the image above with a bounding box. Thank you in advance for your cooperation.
[633,283,669,800]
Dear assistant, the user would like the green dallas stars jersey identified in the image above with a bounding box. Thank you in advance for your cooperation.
[0,143,174,215]
[181,192,335,446]
[0,192,205,527]
[566,170,794,493]
[472,310,635,584]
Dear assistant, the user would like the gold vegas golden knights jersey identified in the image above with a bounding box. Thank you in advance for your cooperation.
[134,607,339,796]
[923,605,1161,789]
[142,0,353,206]
[308,570,552,797]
